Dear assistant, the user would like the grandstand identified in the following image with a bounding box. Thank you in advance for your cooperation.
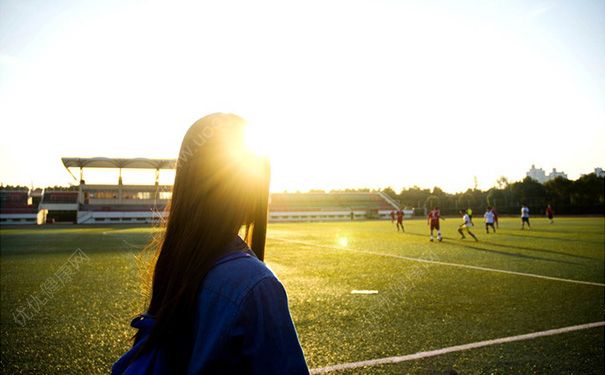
[61,158,175,224]
[268,191,403,222]
[0,190,45,225]
[62,157,403,224]
[1,157,408,225]
[39,190,79,223]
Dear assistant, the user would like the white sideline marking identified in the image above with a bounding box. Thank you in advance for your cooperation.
[270,238,605,287]
[102,230,143,249]
[310,321,605,374]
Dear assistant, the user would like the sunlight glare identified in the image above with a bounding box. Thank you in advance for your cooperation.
[244,121,275,159]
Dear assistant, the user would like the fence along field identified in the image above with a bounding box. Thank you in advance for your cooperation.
[0,217,603,373]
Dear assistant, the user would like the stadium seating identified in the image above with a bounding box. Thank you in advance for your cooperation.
[1,188,401,224]
[270,193,393,211]
[0,190,29,207]
[42,191,79,204]
[2,156,402,225]
[76,185,171,224]
[38,191,79,223]
[268,192,398,222]
[0,191,43,224]
[76,190,396,223]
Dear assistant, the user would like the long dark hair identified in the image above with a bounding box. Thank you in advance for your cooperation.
[137,113,270,371]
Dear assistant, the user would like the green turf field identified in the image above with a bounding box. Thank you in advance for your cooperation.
[1,217,604,374]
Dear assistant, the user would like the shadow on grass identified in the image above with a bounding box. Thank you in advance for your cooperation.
[390,231,581,264]
[456,243,582,266]
[519,228,605,236]
[486,241,594,261]
[504,231,603,245]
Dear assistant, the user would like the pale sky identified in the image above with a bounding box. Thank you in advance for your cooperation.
[1,0,604,193]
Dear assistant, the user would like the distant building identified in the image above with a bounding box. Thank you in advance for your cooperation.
[594,167,605,178]
[526,165,567,183]
[547,168,567,180]
[526,164,547,183]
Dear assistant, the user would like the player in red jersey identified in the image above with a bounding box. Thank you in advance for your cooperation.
[427,207,445,241]
[396,209,405,232]
[390,210,395,224]
[546,204,554,224]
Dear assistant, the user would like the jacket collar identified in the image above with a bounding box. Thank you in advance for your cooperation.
[213,236,256,267]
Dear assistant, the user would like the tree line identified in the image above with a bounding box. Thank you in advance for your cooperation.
[382,173,604,216]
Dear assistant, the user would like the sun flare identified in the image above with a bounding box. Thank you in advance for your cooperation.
[337,237,349,247]
[244,121,276,159]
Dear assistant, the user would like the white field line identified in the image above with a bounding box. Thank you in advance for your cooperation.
[102,230,144,249]
[269,238,605,287]
[310,321,605,374]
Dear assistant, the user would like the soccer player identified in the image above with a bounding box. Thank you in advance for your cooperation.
[396,208,405,232]
[484,207,496,234]
[458,210,478,241]
[466,207,474,226]
[390,210,395,224]
[521,203,530,230]
[492,206,499,228]
[427,206,444,241]
[546,204,554,224]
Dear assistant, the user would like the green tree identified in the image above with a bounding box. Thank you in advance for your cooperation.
[458,190,475,210]
[486,188,505,208]
[425,195,441,209]
[544,177,573,209]
[510,177,547,207]
[496,176,510,189]
[382,186,397,199]
[399,186,431,208]
[572,174,605,207]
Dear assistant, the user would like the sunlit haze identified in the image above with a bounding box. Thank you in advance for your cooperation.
[1,0,604,193]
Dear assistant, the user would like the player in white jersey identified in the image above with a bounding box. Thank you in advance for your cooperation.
[458,210,478,241]
[521,204,530,230]
[484,207,496,234]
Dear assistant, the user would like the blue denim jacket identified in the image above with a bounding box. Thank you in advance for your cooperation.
[112,236,308,374]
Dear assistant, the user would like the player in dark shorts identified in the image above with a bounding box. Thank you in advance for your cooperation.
[390,210,395,224]
[484,207,496,234]
[546,204,554,224]
[492,207,499,228]
[521,204,530,229]
[396,209,405,232]
[427,207,444,241]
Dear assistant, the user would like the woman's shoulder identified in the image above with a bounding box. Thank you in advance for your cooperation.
[213,251,275,284]
[200,249,279,306]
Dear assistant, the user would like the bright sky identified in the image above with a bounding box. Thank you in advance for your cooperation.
[1,0,604,193]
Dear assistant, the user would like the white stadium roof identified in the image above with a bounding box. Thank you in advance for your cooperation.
[61,157,177,170]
